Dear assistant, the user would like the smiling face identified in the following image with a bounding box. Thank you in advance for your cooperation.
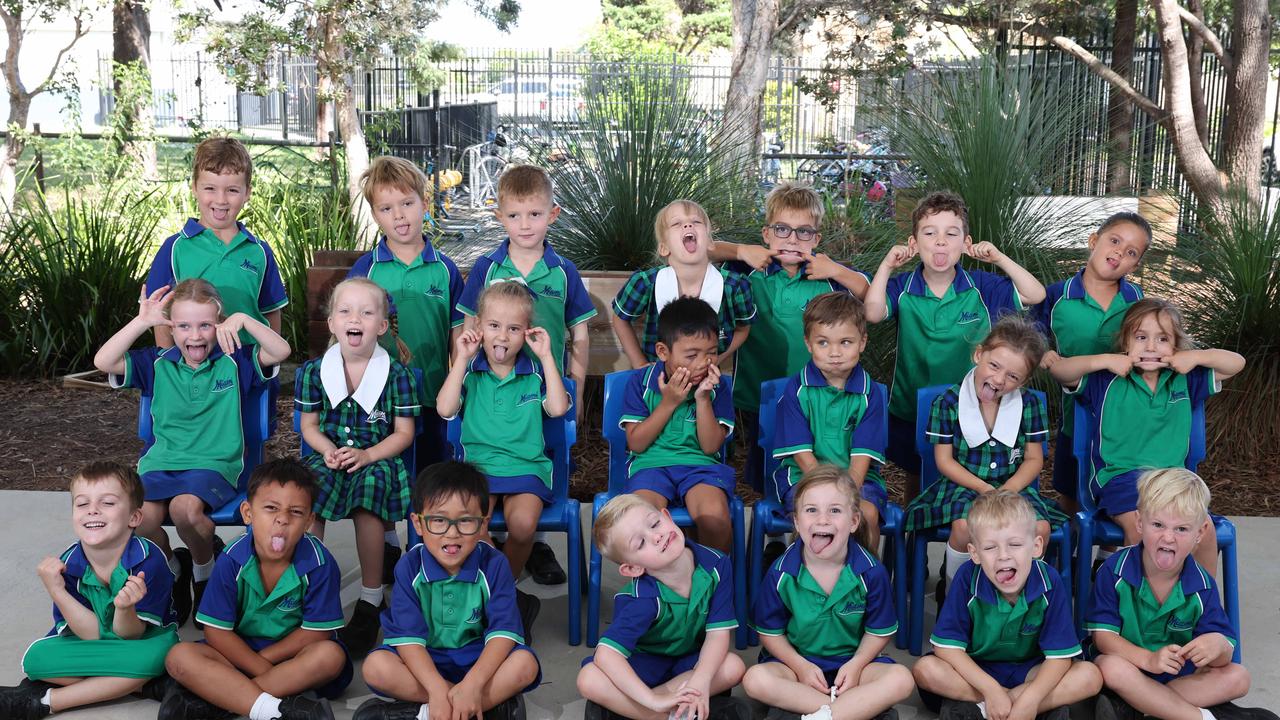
[971,344,1033,403]
[479,296,530,368]
[764,208,821,268]
[371,184,426,248]
[193,169,250,238]
[656,331,718,386]
[793,481,858,560]
[169,298,221,369]
[328,283,390,357]
[70,477,142,549]
[1086,220,1148,282]
[412,491,487,574]
[496,193,559,253]
[1125,311,1177,372]
[1137,507,1207,574]
[613,505,685,576]
[969,519,1042,601]
[241,480,314,563]
[804,320,866,385]
[908,209,971,274]
[658,204,712,266]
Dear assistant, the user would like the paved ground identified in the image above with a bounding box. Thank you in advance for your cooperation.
[1,490,1275,719]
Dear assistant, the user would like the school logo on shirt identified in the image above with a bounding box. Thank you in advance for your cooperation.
[424,285,445,299]
[211,378,235,393]
[536,284,563,300]
[367,409,388,424]
[466,607,482,624]
[1019,620,1041,635]
[239,259,260,274]
[957,311,981,324]
[1167,614,1195,632]
[836,600,865,616]
[277,597,301,612]
[1009,447,1023,463]
[517,392,541,406]
[1168,390,1189,403]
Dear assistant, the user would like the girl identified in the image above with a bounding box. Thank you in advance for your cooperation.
[295,278,420,658]
[904,315,1067,590]
[94,279,289,628]
[743,465,914,720]
[436,281,569,640]
[1033,212,1151,514]
[1049,297,1244,570]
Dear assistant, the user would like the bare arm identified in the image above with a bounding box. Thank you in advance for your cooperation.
[436,329,480,419]
[934,646,1008,707]
[624,368,690,453]
[708,240,774,271]
[215,312,291,367]
[693,395,728,456]
[934,443,995,494]
[611,312,649,369]
[847,454,872,488]
[527,327,570,418]
[1049,353,1132,389]
[204,625,275,677]
[1010,657,1069,716]
[397,643,453,704]
[37,558,99,640]
[864,245,914,323]
[719,325,751,367]
[570,323,589,421]
[265,308,282,336]
[999,440,1044,494]
[1170,348,1245,383]
[299,411,339,457]
[257,627,334,665]
[95,285,174,376]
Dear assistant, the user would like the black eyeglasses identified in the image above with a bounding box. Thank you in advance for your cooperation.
[417,515,485,535]
[766,224,819,241]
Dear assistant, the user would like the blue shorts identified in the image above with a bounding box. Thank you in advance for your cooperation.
[1094,469,1142,517]
[582,650,700,688]
[415,409,449,472]
[1051,431,1078,500]
[885,414,919,475]
[486,474,553,504]
[781,479,889,517]
[371,642,541,694]
[627,464,735,504]
[141,469,236,509]
[976,658,1042,689]
[208,635,353,700]
[759,653,895,685]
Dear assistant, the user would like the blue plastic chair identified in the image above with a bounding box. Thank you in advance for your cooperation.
[137,380,272,525]
[445,379,584,646]
[587,369,750,649]
[906,385,1071,655]
[1071,399,1240,659]
[746,377,909,650]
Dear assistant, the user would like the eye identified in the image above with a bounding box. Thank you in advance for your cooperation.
[291,508,306,517]
[1127,249,1138,257]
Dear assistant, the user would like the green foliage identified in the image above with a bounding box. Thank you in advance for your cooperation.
[108,60,159,173]
[583,0,730,59]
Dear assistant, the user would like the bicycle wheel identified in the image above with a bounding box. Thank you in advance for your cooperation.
[470,156,507,207]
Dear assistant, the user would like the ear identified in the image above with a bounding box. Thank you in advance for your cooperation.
[963,235,974,248]
[907,236,918,252]
[1133,511,1144,536]
[1195,515,1211,545]
[761,225,771,243]
[239,499,253,526]
[655,342,671,362]
[1032,533,1045,558]
[1086,232,1100,252]
[618,562,646,579]
[128,506,144,530]
[547,205,561,224]
[409,512,428,540]
[657,241,671,258]
[967,542,980,565]
[973,347,983,366]
[378,317,390,336]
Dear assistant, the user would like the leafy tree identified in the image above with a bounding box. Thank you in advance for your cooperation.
[584,0,731,58]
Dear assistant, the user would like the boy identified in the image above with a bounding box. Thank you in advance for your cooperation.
[456,164,595,585]
[1087,469,1268,720]
[864,191,1044,498]
[0,462,177,719]
[913,490,1101,720]
[772,292,888,549]
[620,296,736,552]
[160,459,350,720]
[577,494,748,720]
[354,461,540,720]
[710,181,869,488]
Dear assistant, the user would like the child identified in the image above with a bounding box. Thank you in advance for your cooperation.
[612,199,756,369]
[160,459,350,720]
[295,278,421,657]
[1048,298,1244,565]
[619,296,737,552]
[577,493,748,720]
[1087,469,1268,720]
[0,462,177,719]
[904,315,1068,590]
[709,182,870,485]
[864,191,1045,498]
[436,281,571,637]
[743,465,914,720]
[773,292,889,550]
[93,279,290,626]
[145,136,287,348]
[455,164,596,585]
[1032,212,1150,514]
[354,461,541,720]
[913,491,1102,720]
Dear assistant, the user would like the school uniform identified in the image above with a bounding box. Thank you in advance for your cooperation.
[456,239,597,374]
[904,374,1066,532]
[753,538,898,679]
[294,345,421,522]
[1032,270,1143,498]
[590,542,738,687]
[447,352,562,503]
[619,362,736,502]
[195,528,352,698]
[111,345,276,508]
[772,362,888,512]
[1086,544,1236,682]
[1067,366,1218,516]
[22,536,178,680]
[931,559,1080,688]
[373,541,540,691]
[611,265,756,362]
[348,238,464,466]
[880,266,1021,470]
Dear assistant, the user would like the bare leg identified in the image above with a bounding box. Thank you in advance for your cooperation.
[309,517,327,541]
[41,676,147,712]
[499,493,543,579]
[1035,520,1052,559]
[861,501,882,554]
[166,640,345,715]
[1007,662,1103,711]
[169,494,216,565]
[137,501,172,557]
[684,484,731,552]
[912,654,984,702]
[949,518,970,553]
[1097,654,1248,720]
[364,648,538,709]
[354,510,387,590]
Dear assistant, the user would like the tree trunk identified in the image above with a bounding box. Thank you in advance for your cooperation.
[334,77,373,240]
[1105,0,1137,193]
[0,95,29,209]
[1221,0,1270,206]
[723,0,778,180]
[314,73,332,161]
[113,0,156,180]
[1185,0,1210,152]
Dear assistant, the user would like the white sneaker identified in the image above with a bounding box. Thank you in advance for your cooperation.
[802,705,833,720]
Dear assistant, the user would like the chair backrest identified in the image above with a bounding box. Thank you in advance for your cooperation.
[138,380,271,490]
[757,377,788,502]
[914,384,1048,493]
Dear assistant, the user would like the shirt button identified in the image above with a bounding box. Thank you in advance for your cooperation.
[989,440,996,447]
[446,608,454,615]
[990,462,998,469]
[344,426,351,433]
[347,440,355,446]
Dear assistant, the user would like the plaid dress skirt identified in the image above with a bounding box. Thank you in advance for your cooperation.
[303,454,411,523]
[904,480,1069,533]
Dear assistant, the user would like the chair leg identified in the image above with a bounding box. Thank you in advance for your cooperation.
[908,533,928,656]
[892,528,908,651]
[566,507,582,646]
[731,504,749,650]
[588,543,603,648]
[1220,533,1241,663]
[1073,518,1094,640]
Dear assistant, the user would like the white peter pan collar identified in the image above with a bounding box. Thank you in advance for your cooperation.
[654,265,723,314]
[958,368,1022,448]
[320,343,390,415]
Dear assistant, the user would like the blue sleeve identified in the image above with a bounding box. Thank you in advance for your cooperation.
[883,272,908,320]
[704,550,738,632]
[257,241,289,313]
[1038,564,1082,658]
[713,375,735,429]
[443,254,466,327]
[618,371,650,426]
[50,573,87,634]
[300,542,346,632]
[1192,579,1237,647]
[113,347,160,393]
[382,552,431,647]
[1030,282,1064,344]
[925,389,957,446]
[194,551,243,631]
[482,549,526,644]
[456,258,491,317]
[1067,371,1106,409]
[851,383,888,461]
[862,562,898,636]
[134,545,176,627]
[234,345,273,391]
[1084,556,1124,635]
[143,234,179,296]
[561,259,598,327]
[751,562,789,636]
[1186,366,1219,404]
[598,592,659,658]
[346,252,376,279]
[930,562,975,650]
[971,269,1020,315]
[773,378,814,458]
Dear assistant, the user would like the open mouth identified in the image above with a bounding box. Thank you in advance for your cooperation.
[809,531,835,554]
[443,543,462,556]
[1134,354,1165,369]
[395,222,412,237]
[345,329,365,348]
[184,341,209,361]
[1152,546,1178,570]
[270,534,286,553]
[83,521,106,530]
[682,231,698,254]
[491,343,509,362]
[978,380,1001,402]
[995,566,1017,584]
[932,252,950,267]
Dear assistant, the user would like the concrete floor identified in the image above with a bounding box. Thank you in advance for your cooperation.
[1,490,1275,719]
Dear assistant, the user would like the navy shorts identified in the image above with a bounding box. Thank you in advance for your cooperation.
[487,474,553,504]
[371,642,541,694]
[781,479,889,519]
[976,657,1042,688]
[1094,469,1142,517]
[885,414,919,475]
[627,464,735,504]
[415,409,449,473]
[759,653,895,685]
[581,650,700,687]
[211,635,353,700]
[1051,431,1078,500]
[141,469,236,510]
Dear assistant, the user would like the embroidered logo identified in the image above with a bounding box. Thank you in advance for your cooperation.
[239,259,260,273]
[536,284,563,300]
[836,600,865,616]
[211,379,235,393]
[1168,390,1189,403]
[1020,620,1042,635]
[465,607,483,624]
[424,285,445,299]
[367,409,388,424]
[1167,615,1195,632]
[1009,447,1023,463]
[517,392,541,406]
[277,597,301,612]
[957,311,980,324]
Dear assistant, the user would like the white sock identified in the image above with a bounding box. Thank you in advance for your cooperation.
[385,530,399,546]
[801,705,832,720]
[248,692,282,720]
[533,531,549,544]
[40,689,51,708]
[359,585,384,606]
[976,701,989,719]
[167,555,181,576]
[945,544,970,583]
[417,703,431,720]
[192,559,214,583]
[1201,709,1217,720]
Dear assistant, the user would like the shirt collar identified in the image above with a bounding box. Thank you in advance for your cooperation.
[373,237,441,265]
[320,344,391,414]
[60,536,153,579]
[467,350,537,377]
[181,217,255,246]
[416,540,486,583]
[801,361,872,395]
[224,527,326,576]
[777,536,876,578]
[489,238,563,269]
[904,265,976,297]
[1114,544,1212,595]
[654,265,724,314]
[1063,268,1143,302]
[957,369,1023,447]
[973,557,1053,604]
[631,542,721,598]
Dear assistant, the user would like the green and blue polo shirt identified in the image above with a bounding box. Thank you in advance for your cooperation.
[619,362,735,475]
[450,352,558,488]
[45,536,177,636]
[611,265,757,361]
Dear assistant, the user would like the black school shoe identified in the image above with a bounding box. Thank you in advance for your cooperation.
[584,700,621,720]
[353,698,423,720]
[279,693,336,720]
[1094,690,1139,720]
[339,598,385,659]
[383,542,403,586]
[483,695,526,720]
[707,696,752,720]
[528,541,566,585]
[764,707,802,720]
[516,590,541,645]
[157,684,235,720]
[939,700,984,720]
[139,674,176,703]
[172,546,194,626]
[1035,706,1070,720]
[1212,702,1280,720]
[0,681,51,720]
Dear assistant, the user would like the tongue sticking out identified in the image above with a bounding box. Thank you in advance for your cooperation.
[271,535,285,553]
[1153,547,1178,570]
[933,252,949,266]
[996,568,1016,584]
[809,533,834,554]
[683,235,698,254]
[493,345,508,362]
[978,382,999,402]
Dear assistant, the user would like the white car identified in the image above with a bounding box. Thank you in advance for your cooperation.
[471,77,585,123]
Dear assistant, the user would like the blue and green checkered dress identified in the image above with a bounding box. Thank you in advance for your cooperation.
[904,385,1067,532]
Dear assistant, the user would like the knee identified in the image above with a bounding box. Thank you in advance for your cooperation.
[886,664,917,698]
[1095,654,1138,685]
[311,641,346,676]
[719,653,746,685]
[1073,661,1104,694]
[505,510,538,539]
[689,496,729,523]
[576,663,605,700]
[912,656,943,687]
[1217,663,1251,697]
[511,651,540,687]
[861,502,880,528]
[741,664,770,697]
[361,650,396,688]
[164,643,198,680]
[169,497,208,528]
[950,520,970,548]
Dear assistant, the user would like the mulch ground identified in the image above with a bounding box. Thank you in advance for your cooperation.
[4,374,1276,517]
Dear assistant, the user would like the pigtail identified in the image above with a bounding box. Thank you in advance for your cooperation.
[389,312,413,364]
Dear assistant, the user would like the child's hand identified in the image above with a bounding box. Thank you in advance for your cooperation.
[967,242,1006,264]
[694,362,721,400]
[1179,633,1229,668]
[524,326,554,362]
[801,252,844,280]
[1164,351,1199,375]
[1040,350,1061,371]
[1008,694,1039,720]
[1099,353,1135,377]
[738,244,775,271]
[322,448,343,470]
[215,313,248,356]
[791,658,829,694]
[880,244,915,270]
[646,684,701,714]
[659,366,693,404]
[427,693,454,720]
[982,688,1013,720]
[36,556,66,593]
[832,656,866,695]
[335,447,373,472]
[113,571,148,609]
[1146,644,1186,675]
[453,329,482,361]
[676,678,711,720]
[136,285,173,328]
[447,678,483,720]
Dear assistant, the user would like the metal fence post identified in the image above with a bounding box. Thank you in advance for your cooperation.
[196,52,206,126]
[33,123,44,193]
[329,130,339,188]
[280,53,290,139]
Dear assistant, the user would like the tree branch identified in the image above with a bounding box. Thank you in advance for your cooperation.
[30,12,87,97]
[1176,3,1231,72]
